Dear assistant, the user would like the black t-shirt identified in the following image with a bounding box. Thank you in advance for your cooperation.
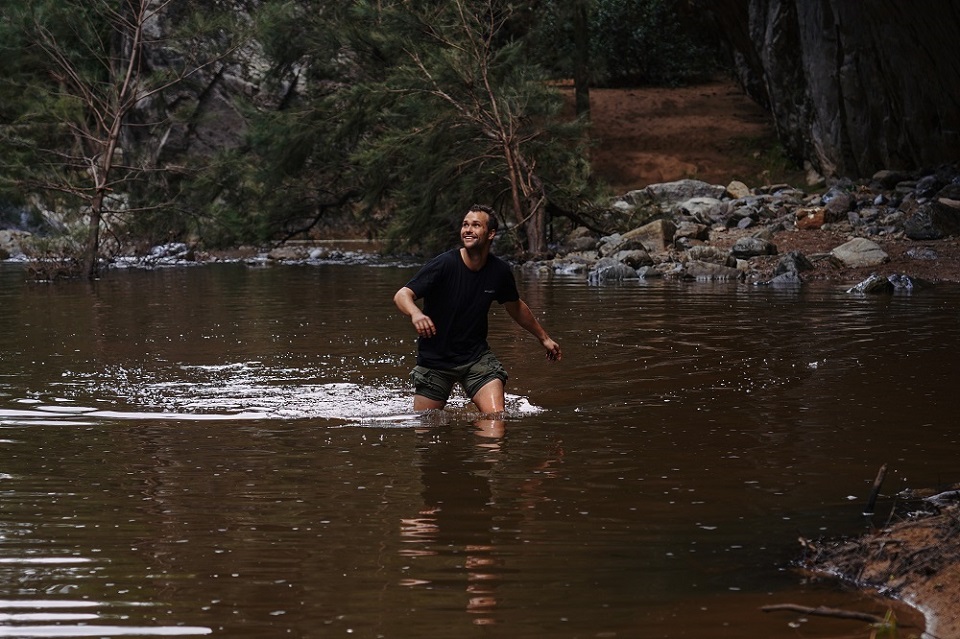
[405,248,520,368]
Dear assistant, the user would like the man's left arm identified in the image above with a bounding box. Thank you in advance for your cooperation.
[503,300,562,361]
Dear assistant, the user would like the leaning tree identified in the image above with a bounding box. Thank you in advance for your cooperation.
[2,0,235,278]
[341,0,590,256]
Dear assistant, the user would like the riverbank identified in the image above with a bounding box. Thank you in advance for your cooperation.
[568,79,960,286]
[572,80,807,193]
[802,501,960,639]
[711,225,960,285]
[577,82,960,637]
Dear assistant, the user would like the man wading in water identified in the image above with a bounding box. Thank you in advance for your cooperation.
[393,204,562,415]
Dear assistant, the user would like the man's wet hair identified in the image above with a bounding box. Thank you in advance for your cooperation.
[468,204,499,233]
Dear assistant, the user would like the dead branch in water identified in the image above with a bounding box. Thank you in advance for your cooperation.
[864,463,887,517]
[761,603,885,624]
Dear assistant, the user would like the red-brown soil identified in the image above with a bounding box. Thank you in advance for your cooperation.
[573,79,960,284]
[581,80,801,192]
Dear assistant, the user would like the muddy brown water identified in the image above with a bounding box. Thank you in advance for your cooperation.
[2,258,956,638]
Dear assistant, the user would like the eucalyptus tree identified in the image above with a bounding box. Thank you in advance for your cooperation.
[0,0,237,278]
[346,0,590,256]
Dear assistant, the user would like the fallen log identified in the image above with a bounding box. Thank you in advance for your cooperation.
[761,603,885,624]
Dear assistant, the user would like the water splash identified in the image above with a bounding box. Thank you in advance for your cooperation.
[3,361,542,426]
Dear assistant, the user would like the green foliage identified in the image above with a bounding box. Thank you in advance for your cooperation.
[1,0,728,257]
[1,0,247,261]
[1,3,81,205]
[342,0,593,254]
[208,0,594,255]
[175,0,364,248]
[593,0,718,86]
[526,0,720,87]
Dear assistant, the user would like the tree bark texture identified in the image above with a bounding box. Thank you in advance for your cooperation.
[710,0,960,178]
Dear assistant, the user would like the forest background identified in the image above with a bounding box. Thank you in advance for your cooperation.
[0,0,787,279]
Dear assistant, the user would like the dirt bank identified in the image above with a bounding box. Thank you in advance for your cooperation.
[580,80,801,192]
[574,79,960,284]
[803,502,960,639]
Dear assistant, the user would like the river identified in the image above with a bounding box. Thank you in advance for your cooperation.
[2,258,957,638]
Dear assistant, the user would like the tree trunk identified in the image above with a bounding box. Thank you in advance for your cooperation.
[525,201,546,256]
[573,0,590,119]
[83,193,103,280]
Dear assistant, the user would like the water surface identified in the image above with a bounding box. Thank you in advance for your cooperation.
[2,260,956,638]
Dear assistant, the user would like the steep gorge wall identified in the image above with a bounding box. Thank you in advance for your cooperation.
[711,0,960,179]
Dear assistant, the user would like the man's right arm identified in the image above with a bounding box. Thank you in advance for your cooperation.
[393,287,436,338]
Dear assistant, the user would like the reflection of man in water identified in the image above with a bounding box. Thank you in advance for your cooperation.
[399,422,566,626]
[393,204,561,415]
[400,426,504,625]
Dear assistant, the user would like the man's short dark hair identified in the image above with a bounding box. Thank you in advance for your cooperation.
[468,204,499,233]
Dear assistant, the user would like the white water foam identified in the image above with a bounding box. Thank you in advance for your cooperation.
[3,361,543,426]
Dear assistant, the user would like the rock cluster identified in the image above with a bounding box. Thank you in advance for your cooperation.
[528,165,960,290]
[4,167,959,289]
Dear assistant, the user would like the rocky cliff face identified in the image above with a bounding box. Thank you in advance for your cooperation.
[711,0,960,179]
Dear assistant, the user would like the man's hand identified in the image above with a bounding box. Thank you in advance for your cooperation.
[411,311,436,338]
[394,287,436,338]
[542,338,562,361]
[504,300,562,362]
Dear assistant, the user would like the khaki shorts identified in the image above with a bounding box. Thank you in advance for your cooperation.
[411,350,508,402]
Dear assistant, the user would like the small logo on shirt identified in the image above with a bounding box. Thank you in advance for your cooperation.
[484,289,496,294]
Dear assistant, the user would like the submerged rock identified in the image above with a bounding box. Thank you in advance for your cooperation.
[587,258,638,283]
[846,274,894,294]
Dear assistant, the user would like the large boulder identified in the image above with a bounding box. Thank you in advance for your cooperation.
[830,238,888,268]
[903,199,960,240]
[730,236,777,258]
[620,219,677,253]
[647,180,727,208]
[681,260,740,281]
[725,180,752,199]
[674,220,710,243]
[612,249,654,269]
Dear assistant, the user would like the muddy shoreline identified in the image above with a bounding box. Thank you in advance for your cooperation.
[801,500,960,639]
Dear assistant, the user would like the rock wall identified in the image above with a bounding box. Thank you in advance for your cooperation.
[711,0,960,179]
[129,0,286,165]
